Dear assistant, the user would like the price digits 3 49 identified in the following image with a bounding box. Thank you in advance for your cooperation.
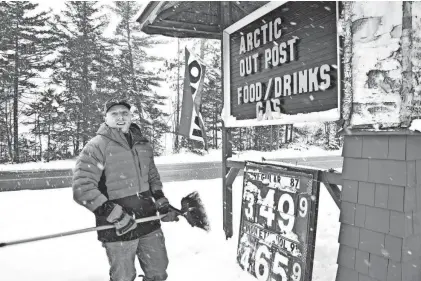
[244,185,309,232]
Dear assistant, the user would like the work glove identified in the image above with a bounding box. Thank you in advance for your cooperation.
[105,204,137,236]
[155,197,179,222]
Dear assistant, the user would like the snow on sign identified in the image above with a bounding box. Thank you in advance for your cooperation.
[237,161,320,281]
[222,1,340,127]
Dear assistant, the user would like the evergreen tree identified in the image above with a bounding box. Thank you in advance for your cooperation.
[109,2,170,154]
[140,92,170,155]
[51,1,114,154]
[22,89,67,161]
[0,1,56,162]
[112,2,165,121]
[200,40,223,149]
[159,43,185,152]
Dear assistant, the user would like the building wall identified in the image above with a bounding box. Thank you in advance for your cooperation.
[348,1,403,127]
[336,134,421,281]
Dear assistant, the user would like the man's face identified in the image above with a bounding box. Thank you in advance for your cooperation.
[105,105,132,133]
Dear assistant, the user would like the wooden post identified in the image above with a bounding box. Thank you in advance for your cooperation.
[222,122,233,239]
[400,1,413,126]
[221,1,234,239]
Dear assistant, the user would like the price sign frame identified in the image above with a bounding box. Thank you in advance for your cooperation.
[237,161,320,281]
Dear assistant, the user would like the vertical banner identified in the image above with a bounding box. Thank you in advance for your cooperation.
[237,161,320,281]
[179,47,206,142]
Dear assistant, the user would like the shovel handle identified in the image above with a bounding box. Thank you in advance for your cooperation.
[0,214,166,248]
[169,205,183,215]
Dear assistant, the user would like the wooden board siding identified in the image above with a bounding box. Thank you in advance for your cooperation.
[228,1,338,120]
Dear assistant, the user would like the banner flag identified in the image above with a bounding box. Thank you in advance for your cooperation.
[179,47,206,142]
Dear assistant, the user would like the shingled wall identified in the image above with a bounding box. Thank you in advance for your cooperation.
[336,134,421,281]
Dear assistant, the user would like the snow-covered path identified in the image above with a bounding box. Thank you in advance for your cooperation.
[0,177,340,281]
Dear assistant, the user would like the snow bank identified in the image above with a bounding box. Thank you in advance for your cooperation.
[0,145,342,172]
[409,119,421,133]
[229,144,341,162]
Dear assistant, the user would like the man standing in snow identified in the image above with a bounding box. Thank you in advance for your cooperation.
[72,97,178,281]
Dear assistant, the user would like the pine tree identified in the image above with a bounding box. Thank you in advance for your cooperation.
[158,40,185,152]
[138,92,170,155]
[51,1,115,154]
[326,122,340,150]
[112,2,165,121]
[0,1,56,162]
[200,40,223,149]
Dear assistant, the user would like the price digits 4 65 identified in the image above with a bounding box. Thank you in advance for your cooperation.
[240,244,302,281]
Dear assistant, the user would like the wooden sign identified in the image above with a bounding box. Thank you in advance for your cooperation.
[222,1,340,127]
[237,161,320,281]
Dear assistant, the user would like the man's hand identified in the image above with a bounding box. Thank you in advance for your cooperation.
[155,197,179,222]
[155,197,170,214]
[161,211,179,222]
[106,204,137,236]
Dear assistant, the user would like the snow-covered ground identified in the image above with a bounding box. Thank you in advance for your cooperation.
[0,177,340,281]
[0,145,341,172]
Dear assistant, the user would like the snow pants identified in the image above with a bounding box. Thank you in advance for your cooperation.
[102,228,169,281]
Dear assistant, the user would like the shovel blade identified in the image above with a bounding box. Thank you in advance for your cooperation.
[180,191,210,232]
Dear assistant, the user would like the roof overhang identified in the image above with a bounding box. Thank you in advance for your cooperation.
[136,1,269,39]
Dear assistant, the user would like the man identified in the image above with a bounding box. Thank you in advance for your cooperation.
[72,98,177,281]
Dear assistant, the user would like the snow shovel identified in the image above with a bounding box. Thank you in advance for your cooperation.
[0,191,209,248]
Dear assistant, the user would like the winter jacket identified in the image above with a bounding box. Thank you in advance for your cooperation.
[72,123,163,242]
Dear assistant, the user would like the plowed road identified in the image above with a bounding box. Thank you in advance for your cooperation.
[0,156,342,192]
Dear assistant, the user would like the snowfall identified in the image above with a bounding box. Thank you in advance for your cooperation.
[0,146,341,281]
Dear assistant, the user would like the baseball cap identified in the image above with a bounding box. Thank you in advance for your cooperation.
[104,97,131,114]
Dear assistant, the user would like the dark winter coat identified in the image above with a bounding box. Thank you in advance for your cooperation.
[72,123,163,242]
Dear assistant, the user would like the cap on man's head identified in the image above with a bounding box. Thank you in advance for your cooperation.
[104,97,131,114]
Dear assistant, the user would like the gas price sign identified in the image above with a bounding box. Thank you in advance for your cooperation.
[237,161,320,281]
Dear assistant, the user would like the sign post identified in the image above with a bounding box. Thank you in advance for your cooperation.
[237,161,320,281]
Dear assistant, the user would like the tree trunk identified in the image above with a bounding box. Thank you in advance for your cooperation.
[289,124,293,142]
[0,137,3,162]
[47,114,51,162]
[75,118,80,155]
[13,28,19,163]
[239,128,242,151]
[5,99,13,161]
[125,3,137,93]
[254,127,258,150]
[284,125,288,144]
[270,125,273,150]
[175,39,180,152]
[37,113,42,161]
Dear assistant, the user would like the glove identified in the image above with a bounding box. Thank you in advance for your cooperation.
[155,197,179,222]
[105,204,137,236]
[161,210,179,222]
[155,197,170,214]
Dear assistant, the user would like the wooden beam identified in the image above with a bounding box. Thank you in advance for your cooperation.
[156,19,221,34]
[227,159,246,169]
[225,167,240,186]
[232,2,249,17]
[322,170,342,185]
[156,2,194,21]
[320,171,342,208]
[146,24,221,39]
